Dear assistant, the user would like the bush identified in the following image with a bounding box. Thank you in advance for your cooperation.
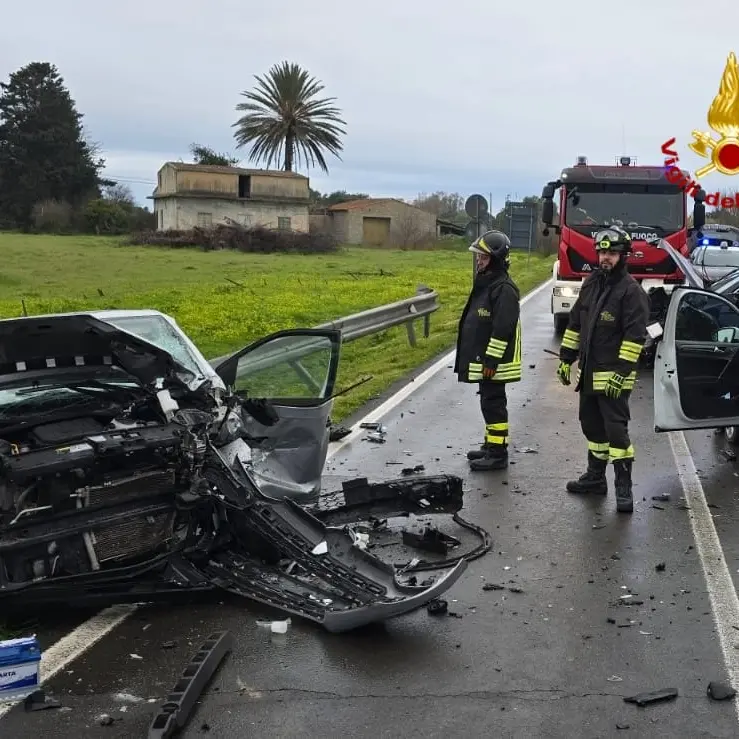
[127,223,339,254]
[83,199,131,234]
[31,199,75,233]
[83,199,158,235]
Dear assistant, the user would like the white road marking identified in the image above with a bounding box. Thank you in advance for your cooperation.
[0,276,554,720]
[0,604,136,718]
[669,430,739,721]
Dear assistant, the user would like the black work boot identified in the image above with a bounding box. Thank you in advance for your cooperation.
[467,443,491,461]
[566,453,608,495]
[613,459,634,513]
[469,446,508,471]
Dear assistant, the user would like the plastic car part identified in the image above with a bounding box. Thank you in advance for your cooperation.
[306,474,465,524]
[148,630,233,739]
[308,474,492,573]
[401,526,461,555]
[197,460,468,633]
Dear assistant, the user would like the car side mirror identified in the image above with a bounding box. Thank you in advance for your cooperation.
[693,201,706,231]
[542,199,554,226]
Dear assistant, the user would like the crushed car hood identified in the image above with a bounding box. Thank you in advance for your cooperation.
[0,314,196,389]
[652,239,704,289]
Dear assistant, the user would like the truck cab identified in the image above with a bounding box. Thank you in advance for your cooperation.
[541,155,706,335]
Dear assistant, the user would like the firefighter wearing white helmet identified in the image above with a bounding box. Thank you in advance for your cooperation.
[454,230,522,471]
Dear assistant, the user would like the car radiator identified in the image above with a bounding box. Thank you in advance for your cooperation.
[79,469,177,568]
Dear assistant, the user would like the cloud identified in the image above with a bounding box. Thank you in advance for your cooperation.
[2,0,739,211]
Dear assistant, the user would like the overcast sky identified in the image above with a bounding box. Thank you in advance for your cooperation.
[2,0,739,214]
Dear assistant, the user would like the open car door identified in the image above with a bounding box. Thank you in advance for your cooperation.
[651,236,704,289]
[214,328,341,501]
[654,287,739,431]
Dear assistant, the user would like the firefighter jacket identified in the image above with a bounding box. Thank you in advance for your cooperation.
[454,268,522,384]
[559,265,649,394]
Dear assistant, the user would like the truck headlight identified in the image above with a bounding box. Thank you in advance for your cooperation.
[554,286,580,298]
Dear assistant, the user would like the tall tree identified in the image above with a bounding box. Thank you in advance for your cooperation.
[189,143,240,166]
[0,62,104,228]
[412,191,465,223]
[103,182,136,206]
[232,61,346,173]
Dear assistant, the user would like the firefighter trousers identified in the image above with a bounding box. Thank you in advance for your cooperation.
[479,381,508,449]
[578,390,634,463]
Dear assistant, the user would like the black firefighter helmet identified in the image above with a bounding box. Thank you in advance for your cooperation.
[469,230,511,269]
[593,225,633,255]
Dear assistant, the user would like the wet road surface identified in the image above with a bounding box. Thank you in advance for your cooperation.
[3,285,739,737]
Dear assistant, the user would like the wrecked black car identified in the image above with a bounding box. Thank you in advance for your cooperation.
[0,310,472,632]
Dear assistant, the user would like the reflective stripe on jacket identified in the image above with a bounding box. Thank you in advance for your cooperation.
[454,269,522,384]
[559,266,649,394]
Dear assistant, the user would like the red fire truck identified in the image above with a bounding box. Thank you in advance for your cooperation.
[540,155,706,334]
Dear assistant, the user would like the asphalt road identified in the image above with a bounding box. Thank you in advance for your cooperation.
[3,283,739,737]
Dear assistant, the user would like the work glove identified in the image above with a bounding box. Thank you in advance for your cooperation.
[604,373,626,399]
[482,366,496,379]
[556,361,571,386]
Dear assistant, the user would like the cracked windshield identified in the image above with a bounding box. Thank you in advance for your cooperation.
[104,314,203,377]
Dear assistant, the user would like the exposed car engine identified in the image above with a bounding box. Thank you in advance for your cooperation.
[0,398,216,589]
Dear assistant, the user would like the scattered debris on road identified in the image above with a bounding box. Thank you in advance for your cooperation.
[401,526,461,555]
[707,681,737,701]
[329,424,352,441]
[427,599,448,616]
[361,421,387,443]
[482,583,505,591]
[365,432,387,443]
[256,619,291,634]
[623,687,678,707]
[148,631,233,739]
[23,689,60,712]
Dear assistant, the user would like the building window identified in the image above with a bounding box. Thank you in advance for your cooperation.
[197,212,213,228]
[278,216,291,231]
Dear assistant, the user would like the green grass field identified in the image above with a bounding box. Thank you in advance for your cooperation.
[0,233,554,420]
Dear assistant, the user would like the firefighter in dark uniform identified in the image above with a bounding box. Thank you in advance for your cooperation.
[556,225,649,513]
[454,230,522,471]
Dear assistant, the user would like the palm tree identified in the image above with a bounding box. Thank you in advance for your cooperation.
[232,61,346,174]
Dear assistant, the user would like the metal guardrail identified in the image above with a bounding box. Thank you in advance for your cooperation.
[208,285,440,368]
